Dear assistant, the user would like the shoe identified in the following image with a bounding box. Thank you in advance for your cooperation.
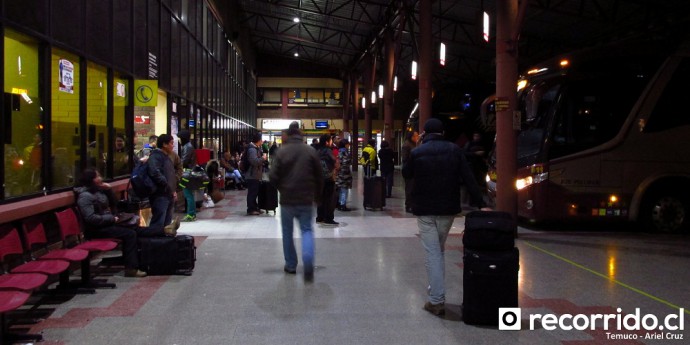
[124,269,147,278]
[304,265,314,282]
[170,216,180,230]
[283,267,296,274]
[423,302,445,316]
[339,207,351,212]
[163,224,177,237]
[321,220,339,226]
[247,210,261,216]
[182,214,196,222]
[315,218,324,224]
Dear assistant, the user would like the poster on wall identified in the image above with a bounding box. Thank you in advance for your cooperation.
[58,59,74,94]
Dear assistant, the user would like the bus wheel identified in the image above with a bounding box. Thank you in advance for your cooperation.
[643,191,688,233]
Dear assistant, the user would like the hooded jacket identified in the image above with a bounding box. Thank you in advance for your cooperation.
[401,133,485,215]
[74,186,118,233]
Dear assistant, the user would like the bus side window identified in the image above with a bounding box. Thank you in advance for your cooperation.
[644,59,690,132]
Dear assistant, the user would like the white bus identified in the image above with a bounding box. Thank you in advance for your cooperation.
[487,38,690,232]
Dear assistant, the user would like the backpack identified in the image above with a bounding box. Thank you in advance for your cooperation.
[130,161,157,198]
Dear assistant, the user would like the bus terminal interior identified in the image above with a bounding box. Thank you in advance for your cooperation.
[1,1,690,344]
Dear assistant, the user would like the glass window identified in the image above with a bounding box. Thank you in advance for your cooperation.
[85,61,111,177]
[113,73,131,176]
[4,30,45,198]
[51,48,80,190]
[645,58,690,132]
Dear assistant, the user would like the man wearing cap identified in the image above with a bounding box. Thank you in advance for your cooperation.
[402,118,490,316]
[269,122,323,282]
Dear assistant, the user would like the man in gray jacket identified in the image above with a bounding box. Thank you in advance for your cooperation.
[269,122,323,281]
[147,134,178,235]
[245,133,267,215]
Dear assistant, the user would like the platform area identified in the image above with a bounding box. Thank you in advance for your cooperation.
[12,170,690,345]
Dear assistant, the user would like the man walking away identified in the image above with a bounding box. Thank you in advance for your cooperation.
[378,141,395,198]
[269,122,323,282]
[402,118,490,316]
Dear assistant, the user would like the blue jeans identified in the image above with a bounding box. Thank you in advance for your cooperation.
[183,188,196,216]
[418,215,455,304]
[149,193,173,230]
[225,169,243,184]
[280,204,315,273]
[338,187,348,206]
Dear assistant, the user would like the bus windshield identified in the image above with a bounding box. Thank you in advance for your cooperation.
[515,55,665,166]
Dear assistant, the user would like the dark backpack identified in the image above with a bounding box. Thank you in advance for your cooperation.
[130,161,156,198]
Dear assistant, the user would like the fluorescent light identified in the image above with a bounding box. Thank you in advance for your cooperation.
[378,84,384,98]
[371,91,376,104]
[439,43,446,66]
[361,97,366,109]
[483,12,490,42]
[394,76,398,91]
[411,61,418,80]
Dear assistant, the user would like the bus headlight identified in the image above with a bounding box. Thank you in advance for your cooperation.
[516,172,549,190]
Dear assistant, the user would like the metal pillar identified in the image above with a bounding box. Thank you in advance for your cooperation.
[384,28,395,143]
[418,0,432,133]
[352,76,360,172]
[496,1,519,221]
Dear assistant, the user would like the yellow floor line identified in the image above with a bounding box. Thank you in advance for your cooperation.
[523,240,690,316]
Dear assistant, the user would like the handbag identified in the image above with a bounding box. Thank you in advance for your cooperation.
[118,180,152,226]
[211,190,224,203]
[116,212,141,228]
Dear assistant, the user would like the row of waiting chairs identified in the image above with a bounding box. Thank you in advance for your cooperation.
[0,208,120,343]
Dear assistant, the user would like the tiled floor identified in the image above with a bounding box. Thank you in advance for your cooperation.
[13,170,690,344]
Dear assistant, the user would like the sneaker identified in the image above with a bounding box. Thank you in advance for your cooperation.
[283,267,296,274]
[423,302,445,316]
[124,269,147,278]
[182,214,196,222]
[315,218,324,224]
[247,210,261,216]
[321,220,339,226]
[338,207,352,212]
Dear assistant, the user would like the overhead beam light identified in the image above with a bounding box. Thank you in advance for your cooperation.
[293,17,300,23]
[411,61,418,80]
[483,12,490,42]
[371,91,377,104]
[294,52,299,57]
[439,42,446,66]
[378,84,384,99]
[394,76,398,92]
[361,97,366,109]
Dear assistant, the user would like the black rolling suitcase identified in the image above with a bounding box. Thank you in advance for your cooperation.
[138,235,196,275]
[463,211,515,251]
[363,176,386,210]
[258,180,278,214]
[462,247,519,325]
[175,235,196,275]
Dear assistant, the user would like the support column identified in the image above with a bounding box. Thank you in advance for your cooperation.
[352,76,359,172]
[343,76,351,132]
[384,28,395,143]
[365,55,376,144]
[281,88,289,118]
[418,0,432,133]
[496,1,519,222]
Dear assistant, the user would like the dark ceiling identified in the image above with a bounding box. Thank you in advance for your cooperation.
[233,0,690,85]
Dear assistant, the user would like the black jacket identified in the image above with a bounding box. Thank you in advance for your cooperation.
[147,149,176,195]
[378,147,395,174]
[401,134,485,215]
[268,135,324,205]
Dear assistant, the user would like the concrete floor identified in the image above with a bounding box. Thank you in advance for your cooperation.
[9,170,690,345]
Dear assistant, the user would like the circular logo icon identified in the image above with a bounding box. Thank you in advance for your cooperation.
[136,85,154,104]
